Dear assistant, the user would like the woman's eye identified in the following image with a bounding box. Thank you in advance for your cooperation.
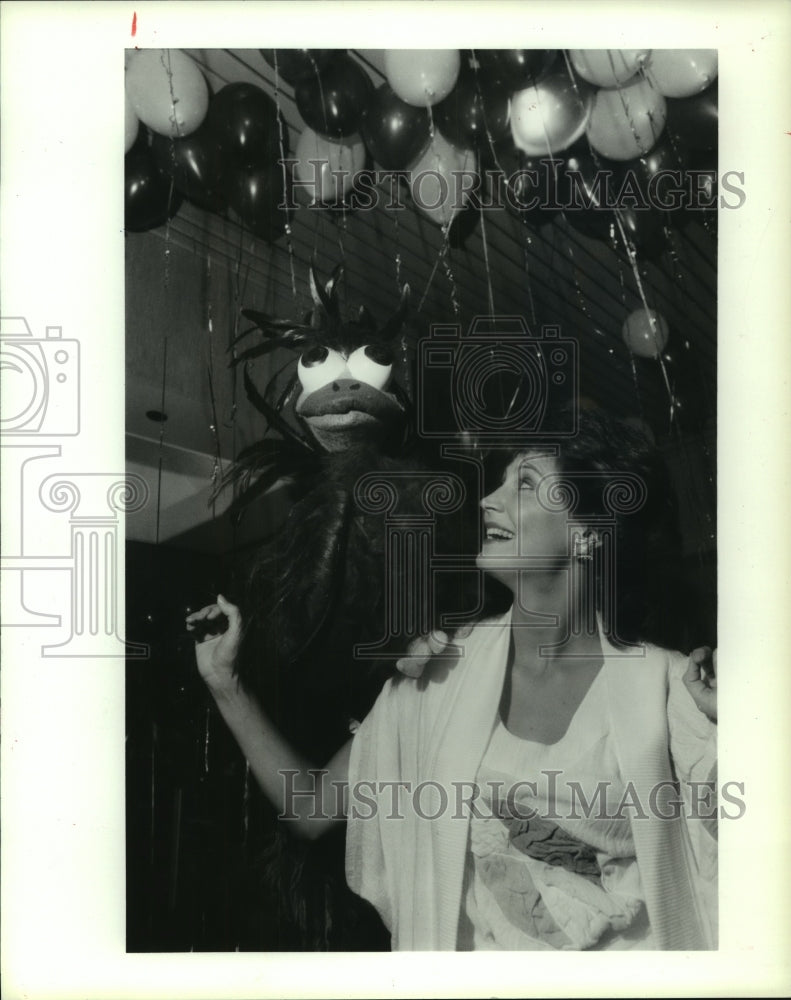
[346,344,393,391]
[297,347,347,394]
[518,477,535,491]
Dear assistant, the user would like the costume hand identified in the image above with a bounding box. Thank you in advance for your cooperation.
[396,630,449,678]
[683,645,717,722]
[186,594,242,694]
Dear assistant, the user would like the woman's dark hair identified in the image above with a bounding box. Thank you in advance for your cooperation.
[478,407,684,648]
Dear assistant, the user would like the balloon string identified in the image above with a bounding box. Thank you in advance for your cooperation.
[612,208,676,427]
[205,257,222,512]
[271,51,298,300]
[417,241,447,313]
[154,336,168,546]
[203,705,211,774]
[478,199,495,315]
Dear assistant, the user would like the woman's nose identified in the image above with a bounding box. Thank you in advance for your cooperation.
[480,490,502,511]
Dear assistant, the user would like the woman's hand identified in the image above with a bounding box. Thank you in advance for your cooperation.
[396,630,449,678]
[683,645,717,722]
[186,594,242,695]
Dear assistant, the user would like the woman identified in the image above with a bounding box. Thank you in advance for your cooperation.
[189,410,717,951]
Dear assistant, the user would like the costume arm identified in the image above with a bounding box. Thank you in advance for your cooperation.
[188,595,350,841]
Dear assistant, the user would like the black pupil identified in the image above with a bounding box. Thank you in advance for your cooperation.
[364,343,393,366]
[302,346,329,368]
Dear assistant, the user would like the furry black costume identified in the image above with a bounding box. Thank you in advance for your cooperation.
[217,266,480,948]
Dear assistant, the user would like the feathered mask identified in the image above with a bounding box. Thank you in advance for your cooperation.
[215,265,412,519]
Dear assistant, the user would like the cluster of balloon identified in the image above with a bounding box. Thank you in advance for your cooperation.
[622,307,670,359]
[124,48,211,232]
[125,47,293,239]
[205,82,290,239]
[124,47,718,249]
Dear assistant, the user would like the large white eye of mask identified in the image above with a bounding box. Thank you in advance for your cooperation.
[297,346,347,394]
[346,344,393,390]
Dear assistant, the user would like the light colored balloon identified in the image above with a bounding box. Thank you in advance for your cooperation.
[384,49,460,107]
[408,131,475,227]
[645,49,718,98]
[587,76,667,161]
[124,91,140,153]
[622,308,670,358]
[510,74,593,156]
[569,49,650,87]
[294,127,366,203]
[125,48,209,138]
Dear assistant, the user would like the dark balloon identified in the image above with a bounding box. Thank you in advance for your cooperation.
[223,162,289,242]
[260,49,335,85]
[487,140,560,228]
[472,49,557,89]
[205,83,284,169]
[434,71,510,149]
[665,82,718,151]
[295,53,374,138]
[360,82,430,170]
[125,147,183,232]
[151,123,227,214]
[447,196,481,249]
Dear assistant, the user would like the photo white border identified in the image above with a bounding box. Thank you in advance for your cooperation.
[2,1,790,996]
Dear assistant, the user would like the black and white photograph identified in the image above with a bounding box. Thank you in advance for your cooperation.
[2,2,791,997]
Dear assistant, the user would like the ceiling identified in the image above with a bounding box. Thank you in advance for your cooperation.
[124,48,717,549]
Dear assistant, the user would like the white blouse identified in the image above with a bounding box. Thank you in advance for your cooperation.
[460,670,655,950]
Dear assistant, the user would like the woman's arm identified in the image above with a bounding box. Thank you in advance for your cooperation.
[187,594,350,841]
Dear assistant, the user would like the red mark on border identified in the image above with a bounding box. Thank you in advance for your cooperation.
[131,12,137,37]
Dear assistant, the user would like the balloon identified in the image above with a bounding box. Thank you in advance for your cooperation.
[645,50,718,99]
[434,71,510,149]
[125,49,209,139]
[125,147,183,232]
[510,73,594,156]
[205,83,283,169]
[360,83,430,170]
[384,49,460,107]
[295,52,373,138]
[622,308,670,358]
[568,49,650,87]
[151,123,227,214]
[125,92,140,153]
[294,127,367,204]
[473,49,557,89]
[409,131,475,227]
[665,83,718,151]
[260,49,334,85]
[223,162,288,241]
[587,76,667,161]
[607,134,682,203]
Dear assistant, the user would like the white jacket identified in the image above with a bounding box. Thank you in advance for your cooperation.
[346,612,717,950]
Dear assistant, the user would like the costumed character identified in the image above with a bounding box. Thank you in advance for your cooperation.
[210,265,479,948]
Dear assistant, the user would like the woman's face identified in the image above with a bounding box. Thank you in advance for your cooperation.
[476,451,576,587]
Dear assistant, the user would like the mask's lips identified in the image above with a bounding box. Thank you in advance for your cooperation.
[297,380,404,424]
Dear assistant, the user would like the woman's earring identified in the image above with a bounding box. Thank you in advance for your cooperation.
[574,532,594,561]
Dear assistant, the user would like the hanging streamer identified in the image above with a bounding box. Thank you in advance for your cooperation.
[270,51,298,300]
